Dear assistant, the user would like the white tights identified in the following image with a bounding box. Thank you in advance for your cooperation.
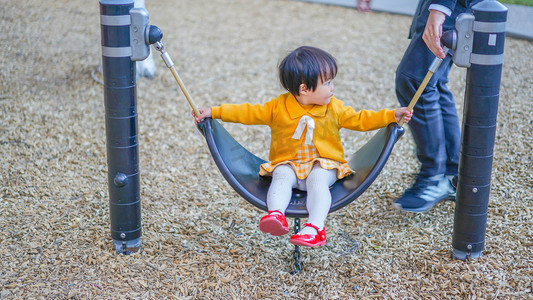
[266,164,337,235]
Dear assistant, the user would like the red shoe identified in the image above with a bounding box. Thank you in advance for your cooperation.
[259,210,289,236]
[289,223,326,247]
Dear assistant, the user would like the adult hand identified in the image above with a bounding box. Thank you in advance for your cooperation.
[423,10,447,59]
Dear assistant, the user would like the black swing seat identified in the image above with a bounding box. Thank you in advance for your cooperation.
[197,118,404,218]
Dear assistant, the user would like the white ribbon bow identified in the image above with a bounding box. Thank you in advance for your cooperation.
[292,115,315,145]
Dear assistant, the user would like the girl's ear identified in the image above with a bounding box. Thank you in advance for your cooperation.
[299,83,308,95]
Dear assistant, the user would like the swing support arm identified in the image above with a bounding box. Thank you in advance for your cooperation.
[152,41,200,117]
[398,46,449,127]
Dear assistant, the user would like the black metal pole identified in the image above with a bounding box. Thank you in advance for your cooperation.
[99,0,142,254]
[452,0,507,260]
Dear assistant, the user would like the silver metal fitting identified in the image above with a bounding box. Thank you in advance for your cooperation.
[153,41,174,68]
[428,46,450,73]
[453,13,475,68]
[130,8,151,61]
[154,41,164,51]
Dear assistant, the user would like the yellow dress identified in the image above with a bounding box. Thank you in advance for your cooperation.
[259,142,352,180]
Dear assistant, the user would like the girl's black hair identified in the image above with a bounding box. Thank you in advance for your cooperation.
[278,46,338,96]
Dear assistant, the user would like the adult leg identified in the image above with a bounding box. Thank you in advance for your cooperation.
[437,78,461,176]
[396,0,466,177]
[395,52,457,212]
[396,10,453,177]
[393,0,460,212]
[396,66,449,177]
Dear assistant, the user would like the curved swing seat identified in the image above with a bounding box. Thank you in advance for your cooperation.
[197,118,404,218]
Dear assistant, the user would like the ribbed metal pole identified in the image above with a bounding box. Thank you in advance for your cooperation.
[99,0,142,254]
[452,0,507,260]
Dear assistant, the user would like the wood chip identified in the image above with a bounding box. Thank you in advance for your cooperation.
[1,0,532,298]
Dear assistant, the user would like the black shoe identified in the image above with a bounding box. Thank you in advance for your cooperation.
[447,175,458,202]
[394,175,456,213]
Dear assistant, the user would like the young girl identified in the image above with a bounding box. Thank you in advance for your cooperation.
[193,46,412,247]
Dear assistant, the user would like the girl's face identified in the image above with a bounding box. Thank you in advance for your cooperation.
[298,77,335,106]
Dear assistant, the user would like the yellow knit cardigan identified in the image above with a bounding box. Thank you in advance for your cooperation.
[211,92,397,164]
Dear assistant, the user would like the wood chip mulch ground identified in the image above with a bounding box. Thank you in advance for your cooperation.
[1,0,532,298]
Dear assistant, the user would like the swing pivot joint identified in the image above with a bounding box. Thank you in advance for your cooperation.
[130,8,150,61]
[129,8,163,61]
[441,13,475,68]
[146,25,163,45]
[153,41,174,68]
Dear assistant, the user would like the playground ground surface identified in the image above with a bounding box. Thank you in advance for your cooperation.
[1,0,532,298]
